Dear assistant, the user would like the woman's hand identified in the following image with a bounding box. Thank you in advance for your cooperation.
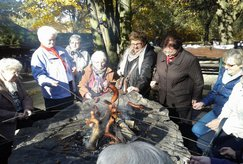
[85,92,92,99]
[127,86,139,93]
[219,147,236,159]
[206,119,220,131]
[17,109,32,120]
[192,102,205,110]
[150,81,157,88]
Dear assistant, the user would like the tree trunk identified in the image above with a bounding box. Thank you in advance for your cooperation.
[88,0,105,50]
[88,0,119,68]
[119,0,131,55]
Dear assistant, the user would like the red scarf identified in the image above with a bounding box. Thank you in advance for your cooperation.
[41,45,67,71]
[166,55,175,64]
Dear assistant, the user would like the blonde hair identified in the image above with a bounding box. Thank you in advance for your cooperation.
[0,58,22,73]
[37,26,58,43]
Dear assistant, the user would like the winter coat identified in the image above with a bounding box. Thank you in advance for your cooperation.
[78,65,114,97]
[202,68,241,116]
[31,46,75,99]
[153,49,204,108]
[117,44,156,97]
[0,79,33,141]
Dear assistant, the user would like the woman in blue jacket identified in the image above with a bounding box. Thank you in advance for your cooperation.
[31,26,76,112]
[192,49,243,138]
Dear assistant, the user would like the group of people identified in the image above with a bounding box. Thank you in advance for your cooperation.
[1,24,243,164]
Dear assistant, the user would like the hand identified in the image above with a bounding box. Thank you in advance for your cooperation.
[23,109,32,117]
[51,81,59,87]
[127,86,139,93]
[103,80,109,90]
[189,156,211,164]
[219,147,236,159]
[17,112,26,120]
[192,99,197,105]
[117,69,122,76]
[72,67,77,75]
[150,81,157,88]
[85,92,92,99]
[193,102,204,110]
[206,119,220,131]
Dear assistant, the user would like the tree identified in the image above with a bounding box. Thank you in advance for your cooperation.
[179,0,218,43]
[18,0,90,32]
[216,0,243,44]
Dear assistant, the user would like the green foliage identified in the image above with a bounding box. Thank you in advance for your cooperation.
[15,0,90,32]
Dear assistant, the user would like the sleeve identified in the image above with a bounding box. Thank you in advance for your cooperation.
[217,83,239,120]
[189,57,204,101]
[31,52,57,87]
[0,95,16,121]
[210,157,234,164]
[106,68,114,82]
[152,53,161,82]
[78,66,91,97]
[202,69,224,106]
[136,50,156,91]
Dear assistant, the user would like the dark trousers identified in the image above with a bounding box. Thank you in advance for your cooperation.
[0,137,13,164]
[44,95,74,117]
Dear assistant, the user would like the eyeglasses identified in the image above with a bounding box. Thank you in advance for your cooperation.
[131,42,143,46]
[225,63,236,67]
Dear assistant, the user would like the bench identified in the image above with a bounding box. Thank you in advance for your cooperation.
[197,56,222,75]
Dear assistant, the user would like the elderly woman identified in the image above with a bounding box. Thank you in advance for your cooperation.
[97,141,173,164]
[79,51,114,99]
[66,34,90,93]
[117,31,156,98]
[0,58,33,163]
[192,49,243,138]
[201,75,243,159]
[150,34,204,124]
[31,26,76,112]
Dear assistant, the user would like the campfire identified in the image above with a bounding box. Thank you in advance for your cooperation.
[10,84,190,163]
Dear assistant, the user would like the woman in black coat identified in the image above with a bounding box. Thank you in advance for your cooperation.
[117,31,156,98]
[151,34,204,124]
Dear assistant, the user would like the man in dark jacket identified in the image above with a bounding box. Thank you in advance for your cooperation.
[117,31,156,98]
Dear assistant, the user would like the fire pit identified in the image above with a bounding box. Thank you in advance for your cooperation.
[9,85,190,164]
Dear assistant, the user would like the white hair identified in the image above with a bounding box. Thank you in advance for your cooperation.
[91,51,107,64]
[97,141,173,164]
[37,26,58,43]
[0,58,22,73]
[69,34,81,43]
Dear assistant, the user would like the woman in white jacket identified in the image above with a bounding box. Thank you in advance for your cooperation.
[207,76,243,160]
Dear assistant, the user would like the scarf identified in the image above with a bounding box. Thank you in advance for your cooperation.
[166,55,175,64]
[118,45,147,75]
[41,45,67,71]
[88,66,107,95]
[222,70,242,84]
